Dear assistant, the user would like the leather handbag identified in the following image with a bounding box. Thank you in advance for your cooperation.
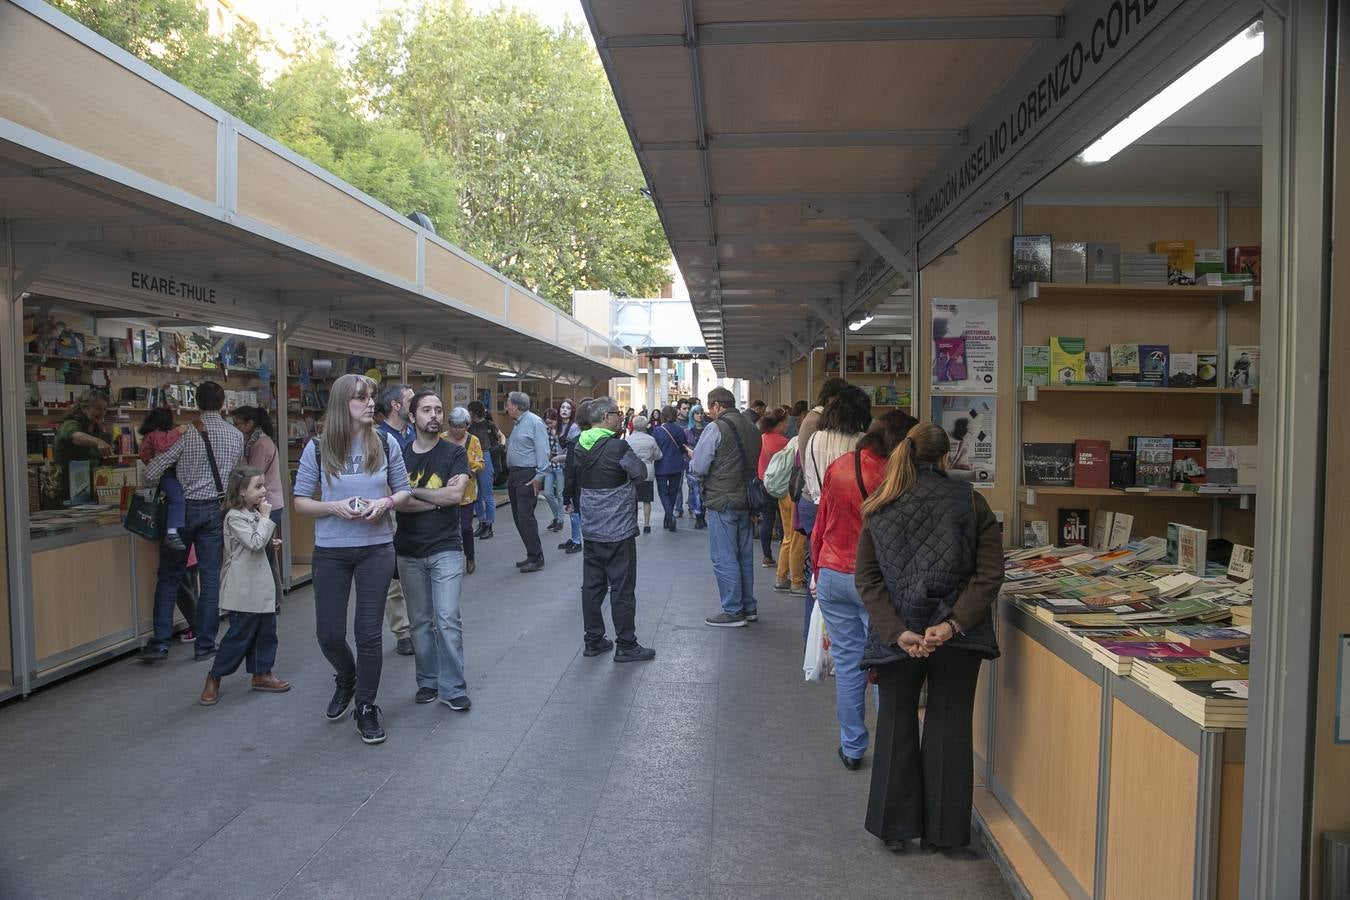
[721,419,769,514]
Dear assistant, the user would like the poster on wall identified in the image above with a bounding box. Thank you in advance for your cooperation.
[930,396,996,487]
[931,298,998,393]
[451,382,471,408]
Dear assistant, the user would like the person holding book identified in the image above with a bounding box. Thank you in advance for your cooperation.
[855,421,1003,854]
[199,466,289,705]
[813,410,914,770]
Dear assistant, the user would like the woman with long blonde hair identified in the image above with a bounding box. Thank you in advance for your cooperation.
[294,374,412,745]
[854,421,1002,854]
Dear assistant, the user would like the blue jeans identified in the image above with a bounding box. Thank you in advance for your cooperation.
[398,550,467,700]
[708,507,756,616]
[150,498,224,652]
[568,510,582,543]
[475,455,496,524]
[161,469,185,532]
[816,567,872,759]
[542,468,565,522]
[656,473,683,522]
[209,611,278,678]
[685,472,703,516]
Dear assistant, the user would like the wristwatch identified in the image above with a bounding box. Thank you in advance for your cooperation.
[945,617,963,636]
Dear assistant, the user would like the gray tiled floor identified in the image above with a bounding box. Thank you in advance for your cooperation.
[0,507,1012,899]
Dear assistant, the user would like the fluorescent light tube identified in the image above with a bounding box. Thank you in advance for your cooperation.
[208,325,271,339]
[498,371,518,377]
[1078,22,1263,165]
[848,314,874,331]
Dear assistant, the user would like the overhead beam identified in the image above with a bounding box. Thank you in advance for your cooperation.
[848,219,912,282]
[663,192,911,209]
[641,130,964,152]
[604,16,1061,48]
[676,233,861,247]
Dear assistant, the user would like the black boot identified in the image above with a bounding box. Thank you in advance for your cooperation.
[694,514,707,530]
[479,524,494,540]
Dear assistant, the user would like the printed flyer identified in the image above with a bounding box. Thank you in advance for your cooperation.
[930,395,997,487]
[931,298,999,393]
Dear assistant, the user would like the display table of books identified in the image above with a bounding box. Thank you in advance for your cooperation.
[978,538,1250,900]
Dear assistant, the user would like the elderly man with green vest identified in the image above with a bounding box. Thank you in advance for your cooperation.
[689,386,762,627]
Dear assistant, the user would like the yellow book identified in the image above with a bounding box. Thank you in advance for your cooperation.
[1049,337,1086,384]
[1152,240,1196,285]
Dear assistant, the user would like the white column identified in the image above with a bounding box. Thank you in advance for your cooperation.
[658,356,669,409]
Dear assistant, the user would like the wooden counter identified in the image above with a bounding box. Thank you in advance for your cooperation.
[980,601,1244,900]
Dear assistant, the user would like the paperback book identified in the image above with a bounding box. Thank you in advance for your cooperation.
[1108,512,1135,549]
[1196,351,1219,388]
[1194,248,1225,281]
[1049,336,1086,384]
[1052,241,1087,283]
[1023,442,1075,487]
[1138,344,1169,386]
[1206,445,1238,485]
[1227,245,1261,284]
[1023,520,1050,548]
[1227,345,1260,389]
[1057,508,1091,547]
[1168,352,1199,388]
[1109,343,1140,381]
[1084,351,1109,383]
[1087,243,1121,283]
[1132,436,1175,488]
[1152,239,1197,285]
[1022,345,1050,386]
[1012,234,1053,288]
[1170,434,1207,485]
[1073,439,1111,489]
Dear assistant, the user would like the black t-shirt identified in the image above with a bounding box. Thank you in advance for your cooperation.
[395,438,470,557]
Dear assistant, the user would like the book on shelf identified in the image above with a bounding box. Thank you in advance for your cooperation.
[1163,625,1251,651]
[1023,442,1075,486]
[1170,434,1207,485]
[1090,510,1115,551]
[1052,241,1087,283]
[1152,240,1197,285]
[1023,520,1050,548]
[1228,245,1261,284]
[1011,234,1053,288]
[1196,351,1219,388]
[1227,345,1260,389]
[824,351,839,372]
[1087,242,1121,283]
[934,337,967,382]
[1084,351,1109,383]
[875,346,893,374]
[1073,439,1111,489]
[1138,344,1169,386]
[1168,352,1199,388]
[1178,525,1208,576]
[1057,508,1090,547]
[1108,512,1134,549]
[1108,343,1140,381]
[1022,345,1050,386]
[1204,272,1255,286]
[1195,248,1225,282]
[1170,680,1248,728]
[1131,436,1174,488]
[1133,657,1248,684]
[845,353,860,374]
[1049,336,1086,384]
[1227,544,1254,580]
[1206,445,1238,484]
[1121,251,1168,284]
[1211,645,1251,665]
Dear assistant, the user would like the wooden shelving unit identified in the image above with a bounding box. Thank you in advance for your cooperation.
[1019,282,1258,302]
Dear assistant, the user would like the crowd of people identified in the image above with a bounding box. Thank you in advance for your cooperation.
[105,371,1002,854]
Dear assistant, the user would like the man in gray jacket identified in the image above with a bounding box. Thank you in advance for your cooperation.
[563,397,656,662]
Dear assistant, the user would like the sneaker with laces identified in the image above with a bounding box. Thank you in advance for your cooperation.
[178,628,196,643]
[441,695,472,711]
[353,703,386,744]
[583,638,614,657]
[415,687,437,704]
[326,684,355,721]
[773,580,790,592]
[705,612,747,628]
[744,609,759,622]
[614,644,656,663]
[163,530,187,552]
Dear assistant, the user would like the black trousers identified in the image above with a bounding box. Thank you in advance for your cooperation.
[656,473,682,523]
[507,467,544,561]
[210,611,278,678]
[759,500,779,559]
[581,536,638,649]
[865,647,983,848]
[313,543,395,706]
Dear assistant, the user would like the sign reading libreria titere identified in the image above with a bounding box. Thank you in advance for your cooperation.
[916,0,1174,236]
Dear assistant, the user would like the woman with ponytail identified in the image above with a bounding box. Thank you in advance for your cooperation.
[854,421,1003,854]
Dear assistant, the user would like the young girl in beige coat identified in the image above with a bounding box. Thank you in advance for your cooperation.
[200,466,290,705]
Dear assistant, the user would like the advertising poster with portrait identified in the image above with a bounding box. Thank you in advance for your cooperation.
[931,298,999,393]
[930,395,996,487]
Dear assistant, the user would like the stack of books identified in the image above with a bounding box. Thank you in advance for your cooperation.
[1121,252,1168,284]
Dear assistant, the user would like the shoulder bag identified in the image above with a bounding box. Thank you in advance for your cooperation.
[721,419,769,514]
[195,419,227,501]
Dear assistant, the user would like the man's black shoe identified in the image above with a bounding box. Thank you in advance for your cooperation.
[614,644,656,663]
[326,684,355,721]
[516,558,531,568]
[353,703,386,744]
[415,687,437,704]
[442,695,472,711]
[395,637,414,656]
[479,525,494,540]
[642,525,652,534]
[193,647,217,661]
[564,541,582,554]
[138,645,169,664]
[744,610,759,622]
[519,558,545,573]
[838,747,863,771]
[694,515,707,530]
[583,638,614,657]
[474,523,487,538]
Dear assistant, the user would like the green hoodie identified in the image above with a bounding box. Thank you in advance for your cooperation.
[578,426,617,451]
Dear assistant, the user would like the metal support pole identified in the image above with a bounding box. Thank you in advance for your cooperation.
[274,323,292,589]
[2,222,34,695]
[659,356,670,408]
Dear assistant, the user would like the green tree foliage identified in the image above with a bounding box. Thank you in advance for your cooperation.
[49,0,669,310]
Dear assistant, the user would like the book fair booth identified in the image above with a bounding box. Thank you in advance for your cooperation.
[586,0,1343,896]
[0,0,636,701]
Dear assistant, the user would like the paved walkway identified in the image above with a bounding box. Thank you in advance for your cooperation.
[0,508,1012,899]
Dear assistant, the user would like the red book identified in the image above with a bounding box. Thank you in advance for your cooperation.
[1227,245,1261,284]
[1073,439,1111,489]
[1168,434,1207,485]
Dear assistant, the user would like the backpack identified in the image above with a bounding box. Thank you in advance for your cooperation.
[763,435,798,498]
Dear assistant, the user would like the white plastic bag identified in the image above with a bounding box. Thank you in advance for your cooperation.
[802,601,834,682]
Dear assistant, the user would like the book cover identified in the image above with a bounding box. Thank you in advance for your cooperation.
[1236,445,1258,485]
[1228,544,1254,580]
[1212,646,1251,665]
[1177,679,1248,701]
[1227,345,1260,389]
[1090,510,1115,551]
[1138,344,1169,386]
[1133,436,1175,488]
[1143,660,1249,682]
[1011,234,1053,288]
[1073,439,1111,489]
[934,337,967,382]
[1109,452,1136,488]
[1108,511,1135,549]
[1163,625,1251,651]
[1092,640,1208,660]
[1152,239,1197,285]
[1084,351,1109,383]
[1049,336,1086,384]
[1195,248,1224,281]
[1087,243,1121,283]
[1170,434,1207,485]
[875,346,892,374]
[862,348,876,373]
[1177,524,1208,576]
[66,459,92,506]
[825,351,839,372]
[1022,345,1050,386]
[1052,241,1087,283]
[1207,445,1238,484]
[1168,352,1199,388]
[1227,245,1261,284]
[846,353,860,374]
[1109,343,1140,381]
[1022,520,1050,548]
[1196,351,1218,388]
[1057,508,1091,547]
[1023,442,1075,486]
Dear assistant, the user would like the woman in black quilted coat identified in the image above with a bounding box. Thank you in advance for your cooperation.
[854,421,1003,854]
